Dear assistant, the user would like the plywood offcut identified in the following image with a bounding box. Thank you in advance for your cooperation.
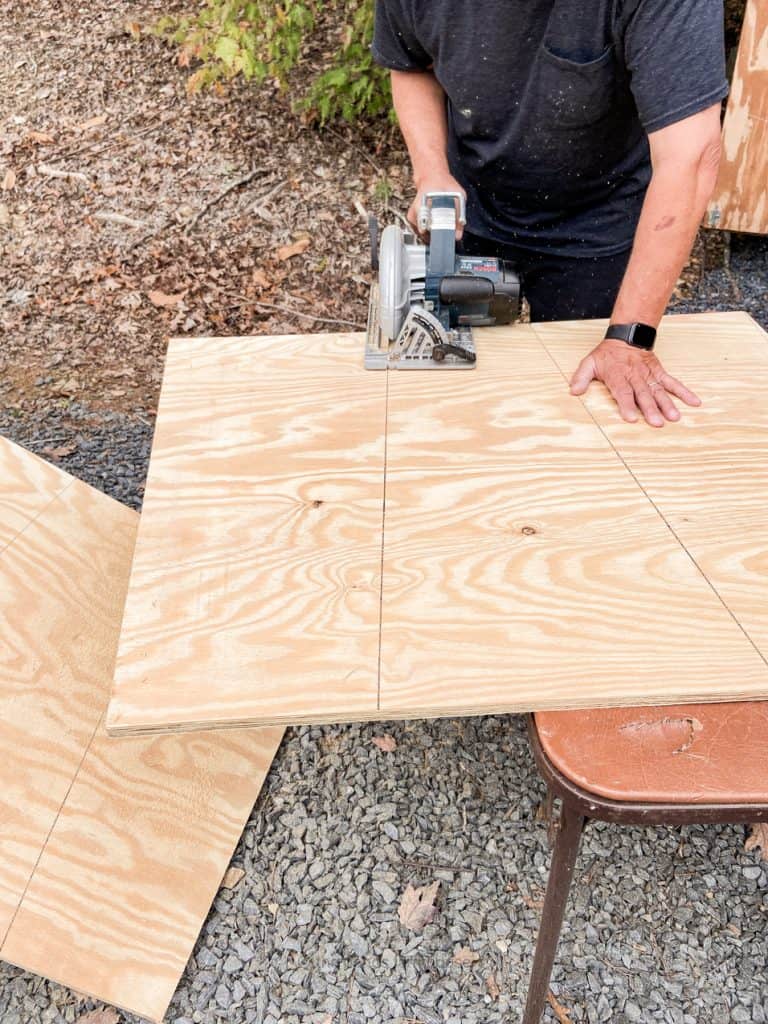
[0,437,283,1022]
[109,313,768,734]
[707,0,768,234]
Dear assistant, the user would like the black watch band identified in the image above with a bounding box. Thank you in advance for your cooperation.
[604,322,657,350]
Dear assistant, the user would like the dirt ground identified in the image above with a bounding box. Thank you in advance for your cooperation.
[0,0,410,424]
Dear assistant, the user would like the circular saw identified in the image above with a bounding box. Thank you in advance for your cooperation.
[365,192,521,370]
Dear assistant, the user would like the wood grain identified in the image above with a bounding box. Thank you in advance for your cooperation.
[109,314,768,733]
[0,437,283,1022]
[533,309,768,655]
[380,319,768,717]
[706,0,768,234]
[109,332,387,734]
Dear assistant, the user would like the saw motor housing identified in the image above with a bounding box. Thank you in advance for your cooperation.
[365,192,521,370]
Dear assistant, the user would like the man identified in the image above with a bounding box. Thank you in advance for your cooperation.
[372,0,727,427]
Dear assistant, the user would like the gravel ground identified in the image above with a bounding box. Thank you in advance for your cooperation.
[1,239,768,1024]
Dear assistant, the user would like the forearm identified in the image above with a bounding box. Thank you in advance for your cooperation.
[391,69,450,186]
[611,153,720,326]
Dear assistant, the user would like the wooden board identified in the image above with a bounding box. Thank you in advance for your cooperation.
[109,332,388,734]
[109,313,768,734]
[706,0,768,234]
[0,437,283,1022]
[532,310,768,653]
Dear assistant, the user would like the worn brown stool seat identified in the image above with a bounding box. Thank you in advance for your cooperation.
[522,703,768,1023]
[535,702,768,804]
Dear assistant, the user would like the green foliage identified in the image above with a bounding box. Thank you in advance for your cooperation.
[154,0,391,123]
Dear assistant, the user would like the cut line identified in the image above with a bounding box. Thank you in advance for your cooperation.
[531,323,768,670]
[376,370,390,710]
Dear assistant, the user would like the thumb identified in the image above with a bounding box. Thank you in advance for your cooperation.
[570,355,596,395]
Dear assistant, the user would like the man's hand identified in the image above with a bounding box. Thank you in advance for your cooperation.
[570,339,701,427]
[408,174,466,241]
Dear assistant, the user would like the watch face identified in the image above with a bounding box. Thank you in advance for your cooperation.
[631,323,656,349]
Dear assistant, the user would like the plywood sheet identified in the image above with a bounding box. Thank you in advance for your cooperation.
[380,318,768,716]
[706,0,768,234]
[0,437,283,1022]
[533,310,768,653]
[109,332,388,734]
[109,313,768,733]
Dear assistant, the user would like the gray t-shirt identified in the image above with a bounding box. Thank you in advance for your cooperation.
[372,0,728,256]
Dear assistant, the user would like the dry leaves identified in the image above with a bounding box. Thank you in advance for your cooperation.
[2,169,16,191]
[25,130,55,145]
[276,237,310,261]
[398,880,440,932]
[452,946,479,965]
[75,1010,120,1024]
[547,990,574,1024]
[486,973,501,1001]
[147,289,185,308]
[42,442,78,459]
[75,114,108,132]
[372,734,397,753]
[745,823,768,862]
[220,866,245,889]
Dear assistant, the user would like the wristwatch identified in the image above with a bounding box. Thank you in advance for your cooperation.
[604,322,657,350]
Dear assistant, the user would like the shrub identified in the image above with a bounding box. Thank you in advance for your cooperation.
[155,0,391,123]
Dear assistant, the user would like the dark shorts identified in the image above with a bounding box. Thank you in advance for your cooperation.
[461,231,632,323]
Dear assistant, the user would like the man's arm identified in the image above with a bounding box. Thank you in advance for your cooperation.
[390,69,466,238]
[570,103,723,427]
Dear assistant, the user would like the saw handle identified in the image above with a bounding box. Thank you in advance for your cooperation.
[417,191,467,234]
[438,275,494,303]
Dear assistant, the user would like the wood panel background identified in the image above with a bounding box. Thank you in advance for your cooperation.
[707,0,768,234]
[0,437,283,1022]
[109,332,388,734]
[109,313,768,734]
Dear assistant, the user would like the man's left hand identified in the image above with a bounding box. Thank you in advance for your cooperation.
[569,339,701,427]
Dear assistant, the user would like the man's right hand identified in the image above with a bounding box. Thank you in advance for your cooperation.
[408,175,467,241]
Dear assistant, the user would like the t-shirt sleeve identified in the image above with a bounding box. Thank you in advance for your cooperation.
[622,0,728,134]
[372,1,432,71]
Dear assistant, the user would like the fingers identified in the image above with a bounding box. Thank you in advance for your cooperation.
[660,372,701,408]
[651,385,680,422]
[569,355,596,396]
[633,385,665,428]
[605,379,640,423]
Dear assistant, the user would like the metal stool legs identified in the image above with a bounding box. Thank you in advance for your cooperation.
[522,797,586,1024]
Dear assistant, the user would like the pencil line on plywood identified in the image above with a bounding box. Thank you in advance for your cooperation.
[0,709,107,949]
[531,323,768,671]
[376,370,390,711]
[0,478,76,562]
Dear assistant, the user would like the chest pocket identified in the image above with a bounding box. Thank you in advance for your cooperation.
[537,44,617,129]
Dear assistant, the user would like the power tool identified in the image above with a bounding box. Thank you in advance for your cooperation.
[365,191,521,370]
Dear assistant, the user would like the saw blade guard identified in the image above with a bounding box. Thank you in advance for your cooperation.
[378,224,409,342]
[378,224,426,341]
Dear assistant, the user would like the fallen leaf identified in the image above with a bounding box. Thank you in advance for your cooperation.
[75,1010,120,1024]
[42,443,77,459]
[2,169,16,190]
[372,734,397,753]
[125,21,142,38]
[221,866,245,889]
[398,880,440,932]
[746,823,768,862]
[252,267,271,289]
[147,289,185,308]
[486,973,501,1000]
[452,946,479,965]
[75,114,108,132]
[277,237,310,261]
[26,130,55,144]
[547,990,574,1024]
[267,902,278,916]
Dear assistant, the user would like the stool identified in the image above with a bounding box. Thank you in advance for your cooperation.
[523,703,768,1023]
